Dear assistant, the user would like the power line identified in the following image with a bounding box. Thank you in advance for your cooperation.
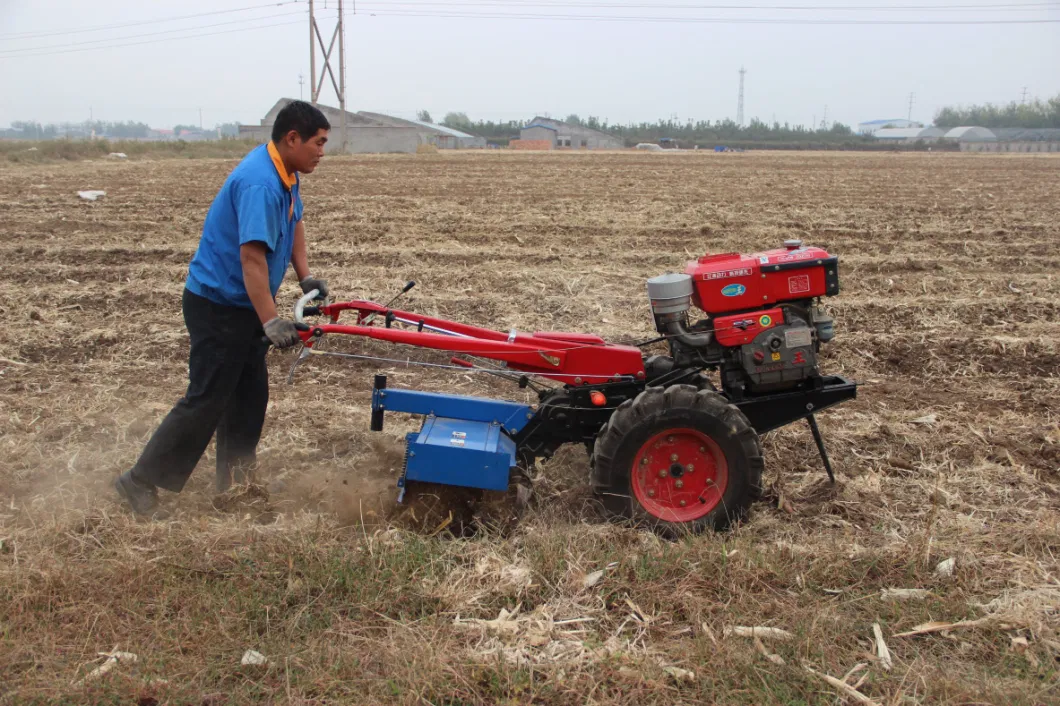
[0,1,305,41]
[0,10,308,56]
[348,7,1060,23]
[0,17,314,60]
[3,0,1054,61]
[348,0,1060,9]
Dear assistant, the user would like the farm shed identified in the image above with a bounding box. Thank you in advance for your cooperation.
[358,113,487,149]
[242,98,419,154]
[943,126,996,144]
[872,127,945,143]
[519,117,623,150]
[963,128,1060,153]
[857,118,918,135]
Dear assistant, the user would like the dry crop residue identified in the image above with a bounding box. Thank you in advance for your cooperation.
[0,151,1057,704]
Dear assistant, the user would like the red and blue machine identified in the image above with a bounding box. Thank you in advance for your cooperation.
[289,240,856,535]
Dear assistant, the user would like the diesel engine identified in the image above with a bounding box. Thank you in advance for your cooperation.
[646,240,839,399]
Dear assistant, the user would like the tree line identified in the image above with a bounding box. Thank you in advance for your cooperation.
[419,94,1060,146]
[934,94,1060,129]
[429,111,856,146]
[2,120,243,140]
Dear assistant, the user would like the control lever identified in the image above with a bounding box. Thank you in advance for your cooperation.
[364,281,416,326]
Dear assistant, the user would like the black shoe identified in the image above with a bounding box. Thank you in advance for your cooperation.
[114,471,159,515]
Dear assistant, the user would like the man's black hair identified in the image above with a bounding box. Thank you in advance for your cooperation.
[271,100,331,143]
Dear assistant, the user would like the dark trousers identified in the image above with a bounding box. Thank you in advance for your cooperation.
[131,289,269,492]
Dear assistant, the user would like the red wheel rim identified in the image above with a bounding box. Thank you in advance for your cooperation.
[630,428,728,523]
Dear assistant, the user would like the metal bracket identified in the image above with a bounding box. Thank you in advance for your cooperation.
[806,414,835,483]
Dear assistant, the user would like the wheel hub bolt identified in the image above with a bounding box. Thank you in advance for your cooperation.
[647,489,655,498]
[675,479,684,489]
[658,469,668,478]
[640,457,648,466]
[667,436,674,443]
[679,500,687,507]
[686,464,694,473]
[670,454,679,462]
[699,447,706,453]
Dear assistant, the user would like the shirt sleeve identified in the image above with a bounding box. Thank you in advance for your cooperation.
[236,184,282,252]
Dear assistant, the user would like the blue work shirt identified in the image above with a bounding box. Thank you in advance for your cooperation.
[185,142,303,309]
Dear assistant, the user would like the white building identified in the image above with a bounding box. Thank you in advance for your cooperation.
[872,127,946,143]
[358,112,487,149]
[519,117,624,150]
[857,118,919,136]
[240,98,419,154]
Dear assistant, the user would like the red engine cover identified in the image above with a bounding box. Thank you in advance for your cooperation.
[714,308,784,347]
[684,243,839,315]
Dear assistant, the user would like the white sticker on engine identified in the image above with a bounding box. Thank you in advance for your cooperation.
[450,439,465,447]
[788,274,811,294]
[784,328,813,348]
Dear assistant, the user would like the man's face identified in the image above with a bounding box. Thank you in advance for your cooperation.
[284,128,329,173]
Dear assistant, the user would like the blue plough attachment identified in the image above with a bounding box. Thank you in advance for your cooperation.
[370,375,534,499]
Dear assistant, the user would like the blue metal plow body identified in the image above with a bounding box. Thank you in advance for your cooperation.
[370,376,534,499]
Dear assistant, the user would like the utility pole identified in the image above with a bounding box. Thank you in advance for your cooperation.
[199,107,203,131]
[737,66,746,126]
[1021,86,1028,104]
[907,92,915,122]
[821,105,828,130]
[298,72,305,100]
[308,0,348,153]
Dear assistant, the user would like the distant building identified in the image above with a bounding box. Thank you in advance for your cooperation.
[943,126,996,143]
[872,127,945,143]
[357,112,486,149]
[857,118,919,136]
[518,117,623,150]
[954,127,1060,153]
[240,98,419,154]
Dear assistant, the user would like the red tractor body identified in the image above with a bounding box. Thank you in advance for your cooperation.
[290,239,856,536]
[686,243,838,317]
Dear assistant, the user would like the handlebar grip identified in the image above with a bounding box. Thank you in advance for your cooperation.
[294,289,321,324]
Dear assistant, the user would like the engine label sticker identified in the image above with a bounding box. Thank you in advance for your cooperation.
[721,284,746,297]
[771,351,782,362]
[704,267,752,280]
[785,328,813,348]
[776,250,817,263]
[788,274,811,294]
[759,314,773,327]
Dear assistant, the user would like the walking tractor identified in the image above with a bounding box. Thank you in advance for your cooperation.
[289,240,856,535]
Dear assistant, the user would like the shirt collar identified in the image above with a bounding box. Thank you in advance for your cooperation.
[266,141,297,191]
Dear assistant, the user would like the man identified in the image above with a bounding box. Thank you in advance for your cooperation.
[115,100,331,515]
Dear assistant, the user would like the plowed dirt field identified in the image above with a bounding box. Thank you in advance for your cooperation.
[1,150,1058,704]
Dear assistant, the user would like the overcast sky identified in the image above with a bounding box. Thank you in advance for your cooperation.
[1,0,1057,130]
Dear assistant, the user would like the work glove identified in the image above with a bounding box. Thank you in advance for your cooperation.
[299,276,329,300]
[263,317,303,349]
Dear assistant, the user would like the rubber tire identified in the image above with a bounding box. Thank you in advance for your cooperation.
[591,384,763,537]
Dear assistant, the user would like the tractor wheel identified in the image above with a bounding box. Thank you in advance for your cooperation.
[591,385,763,536]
